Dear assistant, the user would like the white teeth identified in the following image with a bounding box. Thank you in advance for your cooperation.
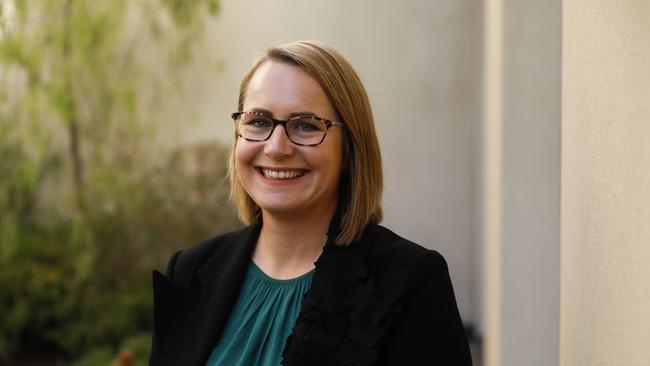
[262,169,304,180]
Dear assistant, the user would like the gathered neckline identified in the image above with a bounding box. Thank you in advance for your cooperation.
[248,260,315,284]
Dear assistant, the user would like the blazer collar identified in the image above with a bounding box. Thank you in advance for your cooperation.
[183,214,345,363]
[195,209,343,296]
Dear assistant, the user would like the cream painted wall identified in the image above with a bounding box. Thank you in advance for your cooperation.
[561,0,650,365]
[181,0,483,326]
[501,0,562,364]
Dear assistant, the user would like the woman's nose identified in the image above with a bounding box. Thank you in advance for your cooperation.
[263,125,294,159]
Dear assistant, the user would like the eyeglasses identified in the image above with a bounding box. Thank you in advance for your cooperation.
[231,111,344,146]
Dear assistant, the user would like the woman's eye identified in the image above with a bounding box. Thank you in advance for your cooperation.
[244,119,272,128]
[293,120,321,132]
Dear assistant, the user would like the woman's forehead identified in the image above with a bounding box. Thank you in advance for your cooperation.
[243,61,336,119]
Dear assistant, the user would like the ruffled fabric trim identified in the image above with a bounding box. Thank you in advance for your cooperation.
[282,225,418,366]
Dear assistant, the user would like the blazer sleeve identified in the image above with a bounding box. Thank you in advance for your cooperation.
[379,251,473,365]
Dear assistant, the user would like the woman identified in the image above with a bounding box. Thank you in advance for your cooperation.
[150,41,472,366]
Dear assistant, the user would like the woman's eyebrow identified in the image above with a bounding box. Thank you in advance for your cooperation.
[248,108,318,118]
[288,111,317,118]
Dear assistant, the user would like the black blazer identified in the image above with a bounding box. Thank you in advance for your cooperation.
[149,222,472,365]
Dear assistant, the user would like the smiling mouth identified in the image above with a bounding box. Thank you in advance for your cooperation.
[259,168,306,180]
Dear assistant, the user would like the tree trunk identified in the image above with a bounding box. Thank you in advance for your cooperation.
[63,0,85,211]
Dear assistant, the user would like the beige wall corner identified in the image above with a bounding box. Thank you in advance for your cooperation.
[561,0,650,365]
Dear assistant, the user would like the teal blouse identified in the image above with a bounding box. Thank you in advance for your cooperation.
[205,261,314,366]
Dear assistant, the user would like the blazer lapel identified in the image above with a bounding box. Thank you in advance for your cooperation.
[194,224,260,359]
[152,225,260,366]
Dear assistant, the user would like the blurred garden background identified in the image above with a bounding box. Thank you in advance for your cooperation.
[0,0,241,364]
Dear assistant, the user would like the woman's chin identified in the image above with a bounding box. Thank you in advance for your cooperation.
[258,201,300,217]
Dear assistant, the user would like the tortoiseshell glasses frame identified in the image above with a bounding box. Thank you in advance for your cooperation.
[231,111,344,147]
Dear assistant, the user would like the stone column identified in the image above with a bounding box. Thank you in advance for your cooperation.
[483,0,561,365]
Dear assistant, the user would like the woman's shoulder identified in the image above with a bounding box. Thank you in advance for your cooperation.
[368,224,449,276]
[366,225,472,364]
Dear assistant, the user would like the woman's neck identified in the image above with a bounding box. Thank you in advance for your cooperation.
[252,204,336,280]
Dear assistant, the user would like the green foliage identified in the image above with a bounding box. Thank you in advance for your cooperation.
[163,0,220,27]
[0,0,236,362]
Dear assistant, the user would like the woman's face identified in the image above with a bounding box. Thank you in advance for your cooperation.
[235,61,344,220]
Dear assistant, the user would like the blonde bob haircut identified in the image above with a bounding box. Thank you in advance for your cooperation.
[228,40,383,245]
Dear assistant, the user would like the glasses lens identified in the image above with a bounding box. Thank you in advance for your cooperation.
[238,113,273,141]
[287,117,326,145]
